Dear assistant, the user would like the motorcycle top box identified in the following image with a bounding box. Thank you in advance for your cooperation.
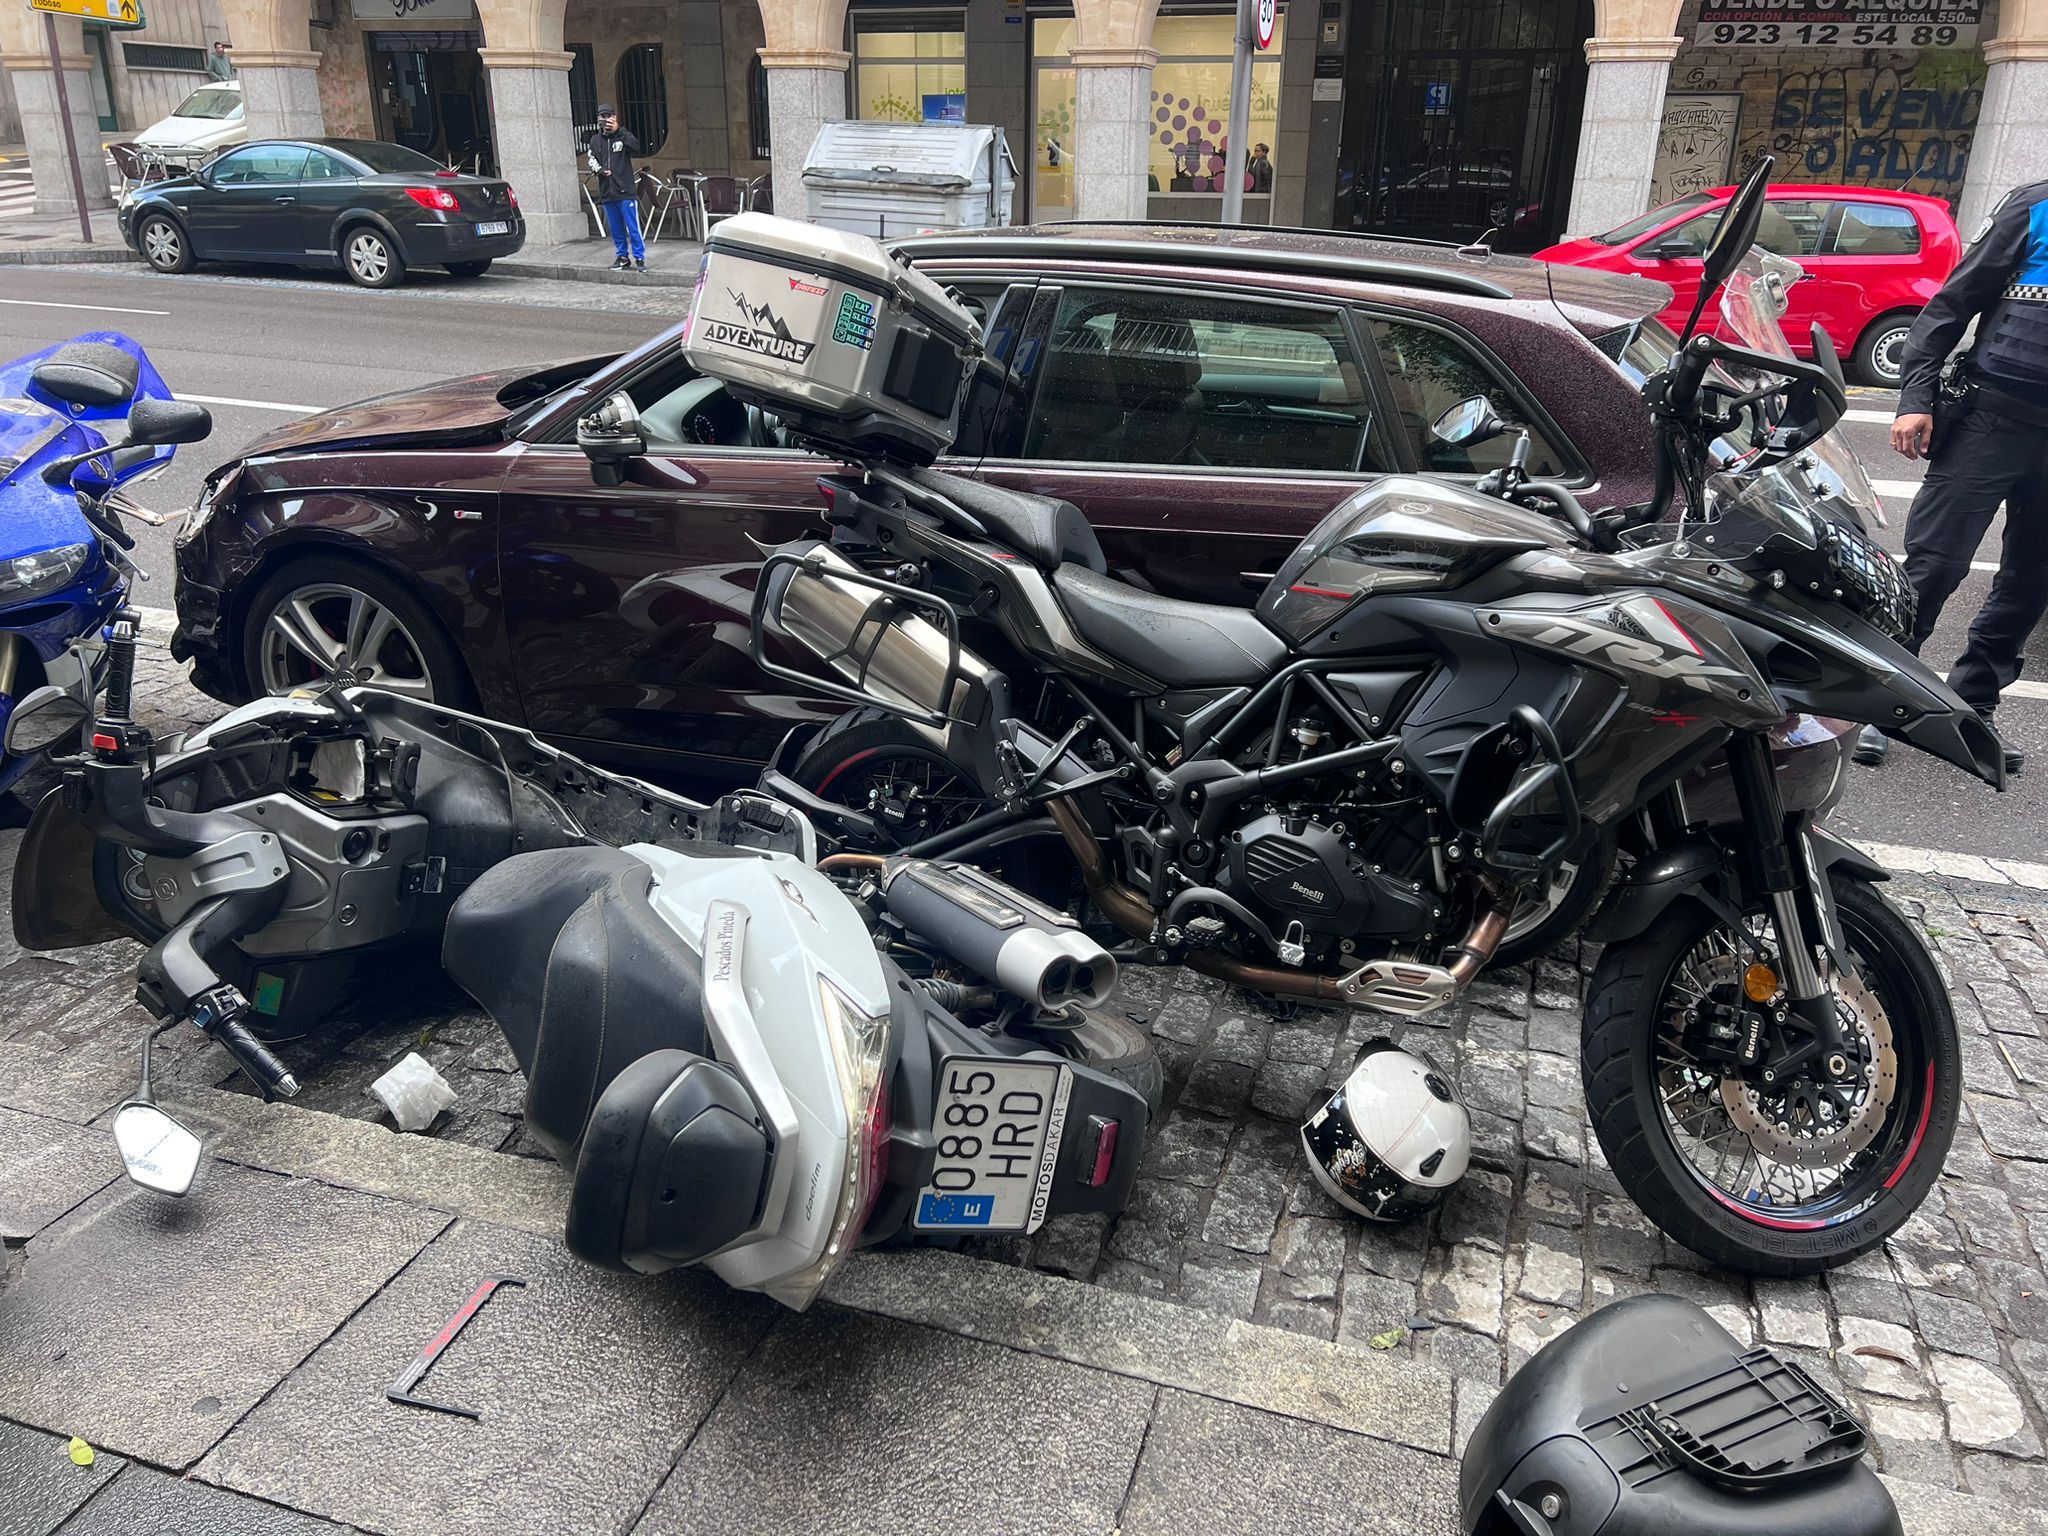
[681,212,981,465]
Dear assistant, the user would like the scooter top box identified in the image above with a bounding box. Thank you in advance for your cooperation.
[682,212,982,466]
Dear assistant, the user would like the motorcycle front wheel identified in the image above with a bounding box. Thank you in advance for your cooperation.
[1582,875,1956,1276]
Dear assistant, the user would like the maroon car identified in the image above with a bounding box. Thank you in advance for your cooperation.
[173,225,1697,779]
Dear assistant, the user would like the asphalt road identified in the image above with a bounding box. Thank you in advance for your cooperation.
[1,262,675,578]
[1,266,2040,858]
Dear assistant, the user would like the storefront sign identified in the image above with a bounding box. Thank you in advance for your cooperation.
[1312,77,1343,101]
[350,0,479,22]
[1651,94,1741,203]
[1694,0,1980,49]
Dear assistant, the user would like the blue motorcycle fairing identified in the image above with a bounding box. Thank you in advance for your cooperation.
[0,332,181,795]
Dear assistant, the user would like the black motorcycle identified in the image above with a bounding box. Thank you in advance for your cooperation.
[748,163,2004,1276]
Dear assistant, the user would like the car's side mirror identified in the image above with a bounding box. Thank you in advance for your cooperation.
[1640,239,1695,261]
[126,396,213,446]
[577,391,646,488]
[1431,395,1508,448]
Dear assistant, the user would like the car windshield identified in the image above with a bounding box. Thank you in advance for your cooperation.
[174,88,241,121]
[1591,192,1713,246]
[336,141,447,175]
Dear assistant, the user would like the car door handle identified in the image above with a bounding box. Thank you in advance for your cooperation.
[273,195,297,205]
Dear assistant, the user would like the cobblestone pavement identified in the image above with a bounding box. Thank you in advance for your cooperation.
[7,632,2048,1516]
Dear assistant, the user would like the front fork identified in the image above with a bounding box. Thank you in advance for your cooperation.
[1724,732,1858,1088]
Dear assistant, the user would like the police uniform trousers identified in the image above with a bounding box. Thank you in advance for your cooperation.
[1902,394,2048,714]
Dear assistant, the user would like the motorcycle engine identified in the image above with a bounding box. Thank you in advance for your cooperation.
[1223,813,1437,946]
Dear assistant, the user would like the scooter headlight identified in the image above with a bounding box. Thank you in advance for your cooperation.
[0,543,91,600]
[775,974,894,1307]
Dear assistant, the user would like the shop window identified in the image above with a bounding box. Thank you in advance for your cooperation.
[749,58,771,159]
[1021,287,1385,473]
[567,44,597,139]
[853,24,966,124]
[1369,318,1567,478]
[1147,13,1284,198]
[1030,12,1284,215]
[1833,203,1922,256]
[617,43,669,155]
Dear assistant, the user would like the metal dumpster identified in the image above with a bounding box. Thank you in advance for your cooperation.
[802,121,1016,238]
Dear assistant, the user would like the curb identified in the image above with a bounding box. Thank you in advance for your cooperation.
[0,245,140,267]
[493,255,696,287]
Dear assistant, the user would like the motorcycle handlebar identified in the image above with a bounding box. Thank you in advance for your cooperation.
[1519,479,1595,541]
[210,1015,300,1099]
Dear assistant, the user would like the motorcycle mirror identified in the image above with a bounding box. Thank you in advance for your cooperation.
[1811,323,1847,391]
[2,684,90,756]
[577,391,647,488]
[111,1101,203,1197]
[124,396,214,447]
[1431,396,1508,448]
[1680,155,1774,342]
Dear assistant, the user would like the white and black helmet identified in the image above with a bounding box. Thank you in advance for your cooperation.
[1300,1039,1470,1222]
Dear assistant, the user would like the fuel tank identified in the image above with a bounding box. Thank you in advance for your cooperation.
[1258,476,1575,649]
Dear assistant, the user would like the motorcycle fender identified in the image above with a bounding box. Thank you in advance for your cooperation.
[1586,839,1729,946]
[11,788,136,951]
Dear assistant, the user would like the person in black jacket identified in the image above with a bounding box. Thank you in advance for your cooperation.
[1857,181,2048,772]
[584,104,646,273]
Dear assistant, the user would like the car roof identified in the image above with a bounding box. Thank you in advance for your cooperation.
[898,222,1632,303]
[895,222,1668,328]
[1695,182,1953,209]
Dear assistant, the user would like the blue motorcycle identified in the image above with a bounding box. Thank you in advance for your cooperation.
[0,334,211,813]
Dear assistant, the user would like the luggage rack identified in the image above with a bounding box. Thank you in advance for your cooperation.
[1591,1346,1868,1492]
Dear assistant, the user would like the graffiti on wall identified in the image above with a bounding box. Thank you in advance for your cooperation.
[1652,94,1742,202]
[1672,50,1986,195]
[1771,66,1981,188]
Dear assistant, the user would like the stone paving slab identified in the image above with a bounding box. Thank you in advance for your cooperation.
[1119,1390,1461,1536]
[0,1166,448,1470]
[53,1464,359,1535]
[0,1420,126,1536]
[0,1107,117,1243]
[639,1308,1154,1535]
[197,1220,777,1536]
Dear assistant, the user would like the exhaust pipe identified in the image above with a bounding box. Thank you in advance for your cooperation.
[768,542,994,722]
[879,857,1116,1012]
[1044,799,1514,1010]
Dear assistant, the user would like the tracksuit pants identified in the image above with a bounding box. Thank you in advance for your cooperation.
[604,197,645,263]
[1901,398,2048,714]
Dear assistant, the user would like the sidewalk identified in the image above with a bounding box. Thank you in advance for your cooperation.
[4,636,2048,1534]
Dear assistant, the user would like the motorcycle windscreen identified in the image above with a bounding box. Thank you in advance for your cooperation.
[11,791,134,951]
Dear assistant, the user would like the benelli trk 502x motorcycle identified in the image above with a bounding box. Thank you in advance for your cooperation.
[750,164,2005,1274]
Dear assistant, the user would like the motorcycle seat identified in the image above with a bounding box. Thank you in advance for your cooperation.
[30,341,141,409]
[906,466,1107,573]
[442,844,724,1164]
[1053,564,1287,686]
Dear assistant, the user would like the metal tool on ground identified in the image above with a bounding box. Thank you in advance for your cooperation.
[385,1274,528,1419]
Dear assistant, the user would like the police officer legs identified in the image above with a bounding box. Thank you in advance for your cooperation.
[1858,179,2048,774]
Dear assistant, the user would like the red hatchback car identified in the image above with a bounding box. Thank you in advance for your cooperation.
[1537,183,1960,387]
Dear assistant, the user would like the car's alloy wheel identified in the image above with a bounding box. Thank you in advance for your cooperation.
[257,582,438,700]
[140,216,187,272]
[345,231,396,286]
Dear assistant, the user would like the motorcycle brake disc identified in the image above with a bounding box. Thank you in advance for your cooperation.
[1721,967,1897,1170]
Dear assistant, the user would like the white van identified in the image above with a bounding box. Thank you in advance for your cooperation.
[134,80,245,165]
